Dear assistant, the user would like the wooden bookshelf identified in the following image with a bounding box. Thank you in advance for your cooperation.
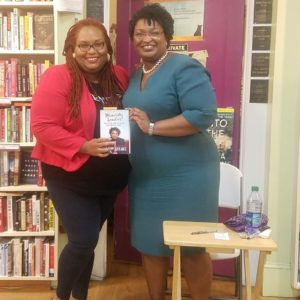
[0,0,78,283]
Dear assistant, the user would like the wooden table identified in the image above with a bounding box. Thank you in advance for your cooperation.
[163,221,277,300]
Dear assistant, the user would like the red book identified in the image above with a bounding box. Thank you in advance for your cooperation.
[0,60,6,97]
[10,58,18,97]
[0,196,7,232]
[49,242,55,277]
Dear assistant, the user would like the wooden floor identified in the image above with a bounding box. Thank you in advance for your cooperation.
[0,228,296,300]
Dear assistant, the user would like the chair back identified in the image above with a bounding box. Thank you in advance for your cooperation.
[219,162,243,209]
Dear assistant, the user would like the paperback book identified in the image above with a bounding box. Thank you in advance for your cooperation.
[100,109,130,154]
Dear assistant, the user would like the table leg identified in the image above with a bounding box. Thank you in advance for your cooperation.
[243,250,252,300]
[253,251,267,299]
[172,246,181,300]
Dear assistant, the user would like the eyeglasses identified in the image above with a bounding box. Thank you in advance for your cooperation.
[133,31,163,40]
[77,42,105,53]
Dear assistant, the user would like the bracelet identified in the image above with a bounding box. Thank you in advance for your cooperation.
[148,122,155,136]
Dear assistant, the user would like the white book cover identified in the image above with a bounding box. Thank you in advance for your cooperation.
[100,109,131,154]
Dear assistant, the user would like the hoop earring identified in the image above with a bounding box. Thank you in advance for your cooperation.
[107,53,111,61]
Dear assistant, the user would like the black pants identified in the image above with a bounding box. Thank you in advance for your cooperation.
[46,179,117,300]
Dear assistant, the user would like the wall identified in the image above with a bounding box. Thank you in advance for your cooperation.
[262,0,300,296]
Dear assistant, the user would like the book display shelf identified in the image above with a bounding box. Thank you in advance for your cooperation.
[0,0,67,282]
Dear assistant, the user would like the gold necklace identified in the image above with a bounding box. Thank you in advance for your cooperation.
[142,52,168,74]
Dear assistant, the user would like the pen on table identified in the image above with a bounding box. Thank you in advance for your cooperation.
[191,230,217,235]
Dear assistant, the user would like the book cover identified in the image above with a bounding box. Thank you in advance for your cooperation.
[33,14,54,50]
[207,107,234,164]
[100,109,131,154]
[20,149,39,184]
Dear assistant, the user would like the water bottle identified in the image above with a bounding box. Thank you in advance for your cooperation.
[245,186,262,235]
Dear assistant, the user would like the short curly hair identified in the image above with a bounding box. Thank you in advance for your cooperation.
[129,3,174,46]
[109,127,121,135]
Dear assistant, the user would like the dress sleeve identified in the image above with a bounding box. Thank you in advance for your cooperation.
[175,58,217,130]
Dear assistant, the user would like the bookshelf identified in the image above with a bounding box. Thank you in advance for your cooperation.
[0,0,78,282]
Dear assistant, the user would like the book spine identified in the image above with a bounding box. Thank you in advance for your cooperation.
[6,195,13,231]
[11,8,20,51]
[22,239,29,276]
[48,198,54,231]
[49,242,54,277]
[0,60,6,97]
[26,196,33,231]
[6,241,13,276]
[0,196,7,232]
[19,15,24,51]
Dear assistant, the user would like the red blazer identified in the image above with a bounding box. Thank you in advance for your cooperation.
[31,64,129,171]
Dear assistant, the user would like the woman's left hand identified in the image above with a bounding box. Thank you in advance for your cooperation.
[129,107,150,135]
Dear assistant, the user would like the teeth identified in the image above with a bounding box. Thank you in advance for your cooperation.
[87,57,97,62]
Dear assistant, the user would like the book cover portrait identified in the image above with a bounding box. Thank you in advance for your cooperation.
[100,109,130,154]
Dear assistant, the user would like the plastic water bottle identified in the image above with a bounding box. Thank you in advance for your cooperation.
[245,186,262,235]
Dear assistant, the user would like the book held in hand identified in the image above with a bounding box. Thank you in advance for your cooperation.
[100,109,131,154]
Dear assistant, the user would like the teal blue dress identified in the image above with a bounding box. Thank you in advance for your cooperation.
[123,53,220,256]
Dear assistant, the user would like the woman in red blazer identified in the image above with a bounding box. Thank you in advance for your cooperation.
[31,18,130,300]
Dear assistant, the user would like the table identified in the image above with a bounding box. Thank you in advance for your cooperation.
[163,221,277,300]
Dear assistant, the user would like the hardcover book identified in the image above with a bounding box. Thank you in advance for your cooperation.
[100,109,131,154]
[33,14,54,50]
[20,149,39,185]
[207,107,234,164]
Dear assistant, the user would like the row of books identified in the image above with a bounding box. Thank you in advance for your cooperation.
[0,237,55,277]
[0,58,51,98]
[0,10,54,51]
[0,104,35,143]
[0,147,44,187]
[0,144,20,186]
[0,192,55,232]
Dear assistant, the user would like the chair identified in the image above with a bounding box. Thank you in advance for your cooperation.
[210,162,243,300]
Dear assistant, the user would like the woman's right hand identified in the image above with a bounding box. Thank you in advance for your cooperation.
[80,138,115,158]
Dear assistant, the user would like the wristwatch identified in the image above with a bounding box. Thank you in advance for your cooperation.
[148,122,155,136]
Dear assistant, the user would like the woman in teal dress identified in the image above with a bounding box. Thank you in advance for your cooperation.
[123,4,220,299]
